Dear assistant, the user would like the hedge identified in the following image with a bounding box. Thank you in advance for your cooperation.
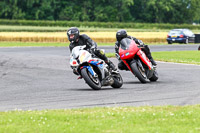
[1,19,200,30]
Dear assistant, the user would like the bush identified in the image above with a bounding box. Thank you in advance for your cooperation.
[1,19,200,30]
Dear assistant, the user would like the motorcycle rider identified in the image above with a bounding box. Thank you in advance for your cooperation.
[115,29,157,70]
[67,27,117,74]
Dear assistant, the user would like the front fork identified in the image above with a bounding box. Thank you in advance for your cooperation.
[80,65,98,77]
[137,50,153,70]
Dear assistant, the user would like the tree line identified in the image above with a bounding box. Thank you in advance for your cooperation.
[0,0,200,24]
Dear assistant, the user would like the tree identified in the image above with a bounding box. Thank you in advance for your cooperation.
[0,0,199,23]
[0,0,25,19]
[131,0,200,23]
[93,0,134,22]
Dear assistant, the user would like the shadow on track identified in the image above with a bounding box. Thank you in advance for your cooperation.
[123,81,143,84]
[124,80,163,84]
[70,87,124,91]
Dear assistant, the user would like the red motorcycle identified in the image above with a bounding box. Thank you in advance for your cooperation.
[118,38,158,83]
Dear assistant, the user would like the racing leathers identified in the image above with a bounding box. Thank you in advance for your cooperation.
[70,34,117,74]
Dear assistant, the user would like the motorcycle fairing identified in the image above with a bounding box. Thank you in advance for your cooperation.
[88,59,104,69]
[119,39,153,71]
[136,50,153,70]
[70,58,78,67]
[79,60,106,80]
[81,66,96,77]
[119,40,139,60]
[121,60,133,73]
[71,45,110,83]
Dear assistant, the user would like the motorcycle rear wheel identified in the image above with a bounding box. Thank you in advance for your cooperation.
[149,70,158,82]
[130,62,148,83]
[111,73,123,88]
[81,68,101,90]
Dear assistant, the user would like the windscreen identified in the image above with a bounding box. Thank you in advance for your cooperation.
[71,46,81,59]
[71,45,86,59]
[169,30,182,35]
[183,30,194,36]
[120,38,132,50]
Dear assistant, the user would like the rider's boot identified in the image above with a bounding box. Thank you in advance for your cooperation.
[106,60,117,71]
[149,57,157,66]
[142,45,157,66]
[95,49,117,71]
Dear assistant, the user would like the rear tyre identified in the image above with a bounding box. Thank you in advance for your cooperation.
[130,62,148,83]
[111,73,123,88]
[168,41,172,44]
[81,68,101,90]
[149,70,158,82]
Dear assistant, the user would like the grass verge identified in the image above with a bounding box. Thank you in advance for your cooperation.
[0,25,199,33]
[1,105,200,133]
[152,51,200,65]
[0,25,172,32]
[106,51,200,65]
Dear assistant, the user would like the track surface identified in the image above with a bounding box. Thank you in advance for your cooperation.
[0,44,200,111]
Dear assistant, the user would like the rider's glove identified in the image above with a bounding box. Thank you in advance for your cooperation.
[138,40,144,45]
[115,53,120,60]
[137,40,145,48]
[90,46,97,54]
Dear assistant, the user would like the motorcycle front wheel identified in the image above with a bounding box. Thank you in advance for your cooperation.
[130,62,148,83]
[81,68,102,90]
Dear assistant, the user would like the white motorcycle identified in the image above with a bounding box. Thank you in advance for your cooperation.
[70,45,123,90]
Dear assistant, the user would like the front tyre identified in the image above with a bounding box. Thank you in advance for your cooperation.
[130,62,148,83]
[81,68,101,90]
[111,73,123,88]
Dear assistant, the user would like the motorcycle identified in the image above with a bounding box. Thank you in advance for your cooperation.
[117,38,158,83]
[70,45,123,90]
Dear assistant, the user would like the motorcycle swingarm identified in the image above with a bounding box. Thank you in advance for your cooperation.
[101,76,114,86]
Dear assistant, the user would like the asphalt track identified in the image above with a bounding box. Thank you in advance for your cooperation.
[0,44,200,111]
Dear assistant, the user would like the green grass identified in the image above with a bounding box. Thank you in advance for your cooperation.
[0,25,169,32]
[107,51,200,65]
[2,25,200,32]
[152,51,200,65]
[1,105,200,133]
